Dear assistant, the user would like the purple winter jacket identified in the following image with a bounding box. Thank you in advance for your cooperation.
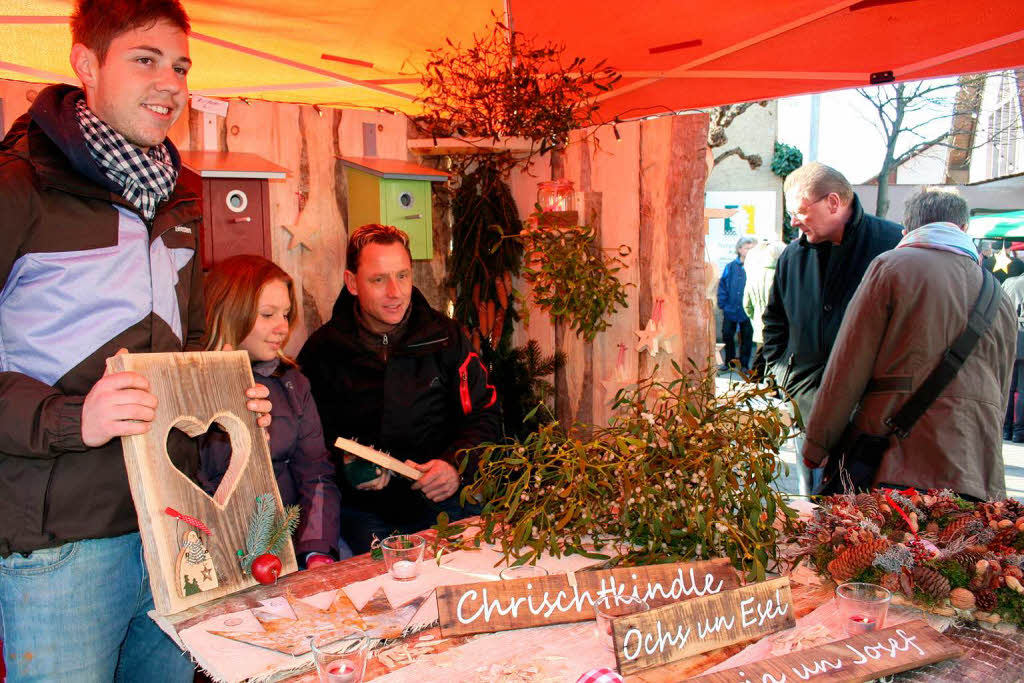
[201,359,342,557]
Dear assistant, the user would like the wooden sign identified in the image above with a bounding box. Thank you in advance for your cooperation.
[109,351,297,615]
[436,558,739,636]
[612,577,794,675]
[687,620,961,683]
[334,437,422,480]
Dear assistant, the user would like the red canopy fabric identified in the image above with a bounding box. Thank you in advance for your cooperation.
[0,0,1021,118]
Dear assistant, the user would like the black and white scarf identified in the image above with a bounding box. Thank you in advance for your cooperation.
[75,99,178,221]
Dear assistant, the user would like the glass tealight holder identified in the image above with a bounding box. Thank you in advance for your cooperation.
[499,565,550,581]
[381,534,425,581]
[835,582,891,636]
[593,595,649,651]
[310,628,368,683]
[537,179,575,213]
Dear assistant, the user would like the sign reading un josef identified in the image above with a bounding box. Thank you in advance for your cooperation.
[436,558,740,637]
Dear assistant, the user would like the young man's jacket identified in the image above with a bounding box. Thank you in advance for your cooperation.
[297,287,500,513]
[0,84,203,557]
[803,230,1015,500]
[200,360,342,557]
[761,195,902,423]
[717,257,748,323]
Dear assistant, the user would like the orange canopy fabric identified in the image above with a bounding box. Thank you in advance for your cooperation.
[1,0,1021,119]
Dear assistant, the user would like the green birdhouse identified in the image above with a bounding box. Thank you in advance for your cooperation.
[341,157,449,260]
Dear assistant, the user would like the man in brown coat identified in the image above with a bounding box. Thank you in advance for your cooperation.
[802,188,1014,501]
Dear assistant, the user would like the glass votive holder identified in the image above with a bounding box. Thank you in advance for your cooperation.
[310,628,368,683]
[381,534,425,581]
[835,582,891,636]
[499,565,550,581]
[593,595,650,651]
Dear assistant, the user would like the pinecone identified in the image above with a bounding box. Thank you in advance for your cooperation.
[939,516,979,543]
[880,572,901,593]
[952,550,982,575]
[855,493,880,519]
[993,526,1019,547]
[828,539,890,582]
[927,498,963,519]
[912,566,951,599]
[974,588,998,612]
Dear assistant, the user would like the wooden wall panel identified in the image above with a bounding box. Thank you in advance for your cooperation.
[587,123,641,428]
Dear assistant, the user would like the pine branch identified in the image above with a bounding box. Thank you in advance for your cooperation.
[243,493,276,572]
[267,505,301,557]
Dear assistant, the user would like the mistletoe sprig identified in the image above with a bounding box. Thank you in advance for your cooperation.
[517,213,630,342]
[415,14,621,175]
[463,362,796,580]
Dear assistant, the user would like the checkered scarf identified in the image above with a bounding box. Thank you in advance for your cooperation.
[75,99,178,221]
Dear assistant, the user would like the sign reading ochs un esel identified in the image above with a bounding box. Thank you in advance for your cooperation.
[612,577,795,675]
[436,559,739,637]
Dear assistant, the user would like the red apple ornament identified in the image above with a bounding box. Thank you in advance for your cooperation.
[251,553,282,584]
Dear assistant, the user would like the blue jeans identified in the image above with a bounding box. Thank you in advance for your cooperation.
[0,533,194,682]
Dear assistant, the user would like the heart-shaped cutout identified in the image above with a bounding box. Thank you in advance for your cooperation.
[167,412,251,508]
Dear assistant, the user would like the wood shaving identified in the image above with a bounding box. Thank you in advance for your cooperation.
[376,639,442,669]
[770,624,832,655]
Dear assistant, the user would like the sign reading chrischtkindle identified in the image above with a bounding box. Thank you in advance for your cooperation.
[436,559,739,637]
[612,577,794,675]
[686,620,960,683]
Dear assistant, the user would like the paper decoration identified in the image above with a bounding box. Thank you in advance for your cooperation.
[635,299,679,357]
[602,343,635,399]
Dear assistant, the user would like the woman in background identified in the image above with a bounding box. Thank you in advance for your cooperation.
[203,255,343,567]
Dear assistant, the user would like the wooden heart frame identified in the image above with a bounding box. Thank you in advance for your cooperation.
[108,350,297,615]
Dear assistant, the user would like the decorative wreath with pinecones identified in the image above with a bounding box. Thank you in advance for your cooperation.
[786,489,1024,628]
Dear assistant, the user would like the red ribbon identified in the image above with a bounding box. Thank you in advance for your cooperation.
[884,488,919,541]
[165,507,212,536]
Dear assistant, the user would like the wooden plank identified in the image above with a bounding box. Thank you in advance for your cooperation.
[108,351,297,615]
[686,620,961,683]
[436,558,739,637]
[612,577,794,675]
[334,437,422,480]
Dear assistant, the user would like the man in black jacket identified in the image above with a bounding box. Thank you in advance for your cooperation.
[298,224,501,553]
[762,163,901,495]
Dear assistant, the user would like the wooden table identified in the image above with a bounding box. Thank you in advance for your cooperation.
[175,553,1024,682]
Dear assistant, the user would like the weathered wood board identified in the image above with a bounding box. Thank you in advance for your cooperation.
[334,437,422,481]
[437,558,739,637]
[686,620,961,683]
[612,577,794,675]
[109,350,297,615]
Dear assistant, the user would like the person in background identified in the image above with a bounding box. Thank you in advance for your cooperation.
[203,255,343,566]
[298,224,501,554]
[761,162,902,496]
[717,236,756,371]
[743,239,788,356]
[802,187,1014,501]
[1000,258,1024,442]
[0,1,271,679]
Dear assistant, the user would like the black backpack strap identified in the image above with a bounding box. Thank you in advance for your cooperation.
[885,268,1001,438]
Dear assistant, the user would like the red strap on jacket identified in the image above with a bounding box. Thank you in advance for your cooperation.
[458,352,497,415]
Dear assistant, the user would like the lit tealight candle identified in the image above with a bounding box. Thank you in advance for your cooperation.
[324,658,358,683]
[390,559,418,580]
[847,614,877,634]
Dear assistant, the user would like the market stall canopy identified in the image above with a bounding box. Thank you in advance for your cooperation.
[1,0,1022,119]
[969,210,1024,239]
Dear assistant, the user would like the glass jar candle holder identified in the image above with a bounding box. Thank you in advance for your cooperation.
[381,534,425,581]
[310,628,368,683]
[835,582,891,636]
[593,595,649,651]
[537,180,575,213]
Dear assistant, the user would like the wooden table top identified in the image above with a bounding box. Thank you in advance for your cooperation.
[177,551,1024,682]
